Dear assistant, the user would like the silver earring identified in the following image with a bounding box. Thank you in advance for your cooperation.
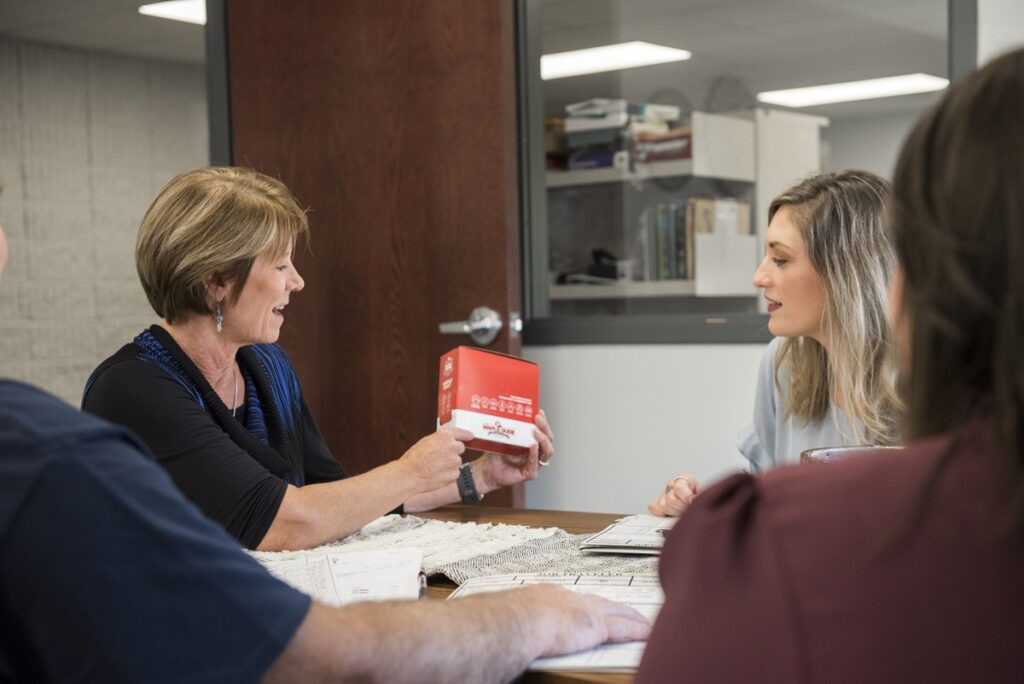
[215,303,224,333]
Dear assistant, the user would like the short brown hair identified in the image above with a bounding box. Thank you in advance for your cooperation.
[136,167,309,323]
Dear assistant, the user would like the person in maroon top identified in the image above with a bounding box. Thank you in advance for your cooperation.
[638,47,1024,684]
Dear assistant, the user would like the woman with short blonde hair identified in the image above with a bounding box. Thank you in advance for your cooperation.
[85,167,556,551]
[135,166,309,324]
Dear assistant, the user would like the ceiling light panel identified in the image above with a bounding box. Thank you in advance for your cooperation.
[541,41,691,80]
[757,73,948,108]
[138,0,206,26]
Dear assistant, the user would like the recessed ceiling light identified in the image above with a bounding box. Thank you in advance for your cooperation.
[757,73,948,108]
[138,0,206,26]
[541,41,691,80]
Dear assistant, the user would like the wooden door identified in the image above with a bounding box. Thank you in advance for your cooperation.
[227,0,524,505]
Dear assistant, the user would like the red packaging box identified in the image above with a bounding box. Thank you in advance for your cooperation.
[437,346,539,456]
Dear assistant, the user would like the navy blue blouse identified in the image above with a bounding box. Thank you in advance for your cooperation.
[83,325,346,549]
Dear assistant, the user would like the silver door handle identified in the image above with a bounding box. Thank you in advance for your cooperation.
[439,306,504,346]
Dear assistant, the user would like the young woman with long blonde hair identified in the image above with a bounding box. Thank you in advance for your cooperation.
[650,171,903,515]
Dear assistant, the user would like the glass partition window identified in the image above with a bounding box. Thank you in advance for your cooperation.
[522,0,948,341]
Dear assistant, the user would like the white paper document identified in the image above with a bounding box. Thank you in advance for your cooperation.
[579,514,677,554]
[448,573,662,672]
[254,547,423,606]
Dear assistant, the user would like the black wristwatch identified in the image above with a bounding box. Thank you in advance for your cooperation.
[458,463,483,503]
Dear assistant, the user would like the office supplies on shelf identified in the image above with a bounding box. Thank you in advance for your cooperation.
[565,98,681,122]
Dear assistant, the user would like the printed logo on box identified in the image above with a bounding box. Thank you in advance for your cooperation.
[484,420,515,440]
[443,356,454,376]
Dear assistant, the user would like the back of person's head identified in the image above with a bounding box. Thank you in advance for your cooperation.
[891,47,1024,492]
[772,171,901,445]
[136,166,309,324]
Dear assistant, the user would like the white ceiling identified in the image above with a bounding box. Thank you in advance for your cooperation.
[542,0,948,120]
[0,0,204,64]
[0,0,949,120]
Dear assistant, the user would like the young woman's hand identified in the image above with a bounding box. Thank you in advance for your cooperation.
[647,473,701,517]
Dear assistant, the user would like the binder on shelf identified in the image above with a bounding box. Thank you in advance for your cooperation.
[567,148,629,171]
[565,98,680,122]
[633,202,693,283]
[672,201,689,280]
[645,207,657,282]
[689,196,716,235]
[565,128,622,149]
[656,203,672,281]
[632,127,692,163]
[563,110,629,133]
[687,196,751,236]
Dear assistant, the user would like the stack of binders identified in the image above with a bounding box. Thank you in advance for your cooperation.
[563,98,681,171]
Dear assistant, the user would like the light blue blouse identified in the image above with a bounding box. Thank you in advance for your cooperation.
[737,337,861,472]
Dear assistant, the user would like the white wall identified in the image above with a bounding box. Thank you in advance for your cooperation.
[822,110,923,180]
[523,343,763,513]
[822,0,1024,183]
[978,0,1024,63]
[0,36,207,403]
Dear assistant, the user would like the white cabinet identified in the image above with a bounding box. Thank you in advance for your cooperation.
[749,108,830,240]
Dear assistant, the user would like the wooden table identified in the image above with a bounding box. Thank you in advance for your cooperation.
[418,505,638,684]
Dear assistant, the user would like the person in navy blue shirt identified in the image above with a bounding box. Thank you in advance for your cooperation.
[0,378,309,682]
[0,210,647,682]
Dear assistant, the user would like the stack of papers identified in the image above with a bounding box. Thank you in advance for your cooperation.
[253,547,423,606]
[579,514,677,555]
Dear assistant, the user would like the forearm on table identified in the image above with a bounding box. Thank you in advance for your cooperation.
[256,461,420,551]
[263,591,552,684]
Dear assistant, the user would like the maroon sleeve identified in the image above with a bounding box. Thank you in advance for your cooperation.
[636,473,807,684]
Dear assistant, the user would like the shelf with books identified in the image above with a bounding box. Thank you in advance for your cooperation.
[546,158,694,188]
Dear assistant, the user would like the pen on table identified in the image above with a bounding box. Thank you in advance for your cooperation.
[418,572,429,600]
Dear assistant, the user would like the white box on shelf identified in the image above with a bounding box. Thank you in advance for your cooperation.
[695,232,758,296]
[690,111,755,182]
[752,107,829,237]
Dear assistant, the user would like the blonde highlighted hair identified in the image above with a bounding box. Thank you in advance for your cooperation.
[771,171,903,445]
[136,167,308,323]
